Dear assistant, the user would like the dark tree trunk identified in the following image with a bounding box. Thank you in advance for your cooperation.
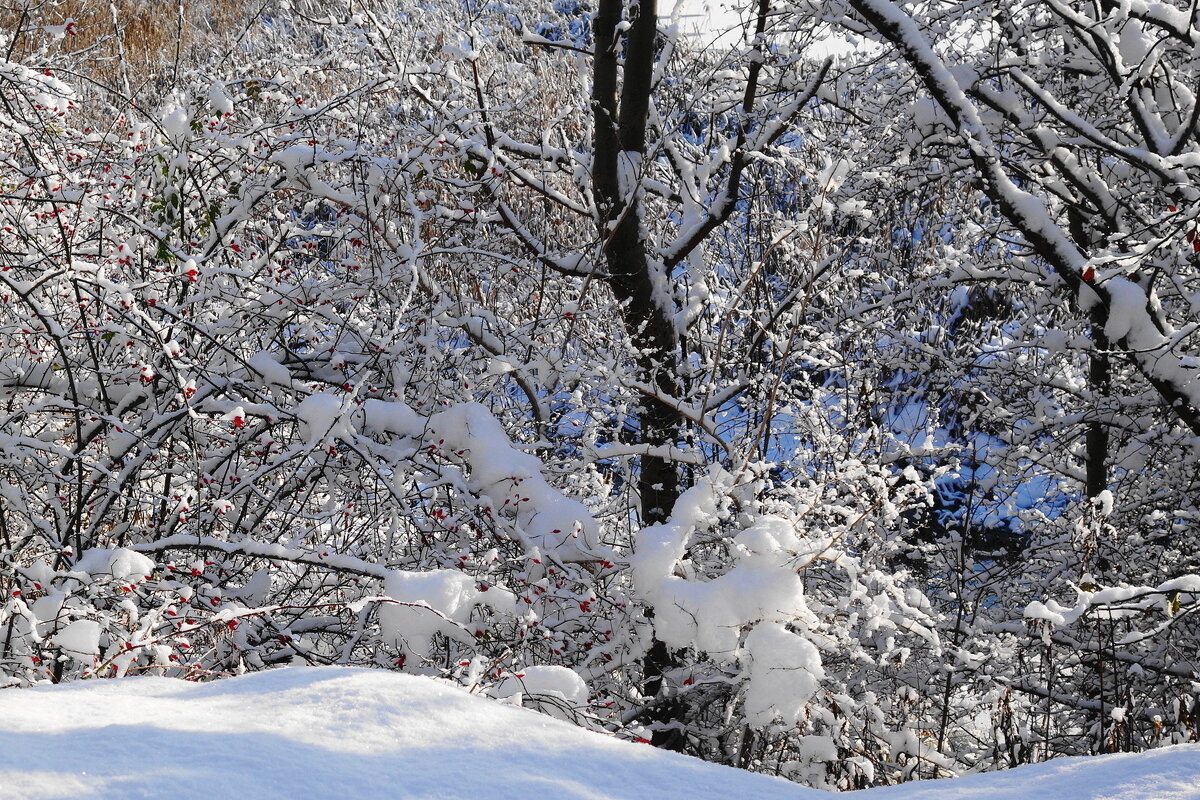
[591,0,681,527]
[591,0,688,751]
[1086,324,1110,500]
[1068,208,1111,503]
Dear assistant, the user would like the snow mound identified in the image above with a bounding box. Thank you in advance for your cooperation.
[0,668,811,800]
[847,745,1200,800]
[0,667,1195,800]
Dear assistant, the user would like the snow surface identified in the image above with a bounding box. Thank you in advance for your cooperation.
[0,667,1197,800]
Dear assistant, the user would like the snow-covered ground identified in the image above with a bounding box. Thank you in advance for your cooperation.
[0,668,1196,800]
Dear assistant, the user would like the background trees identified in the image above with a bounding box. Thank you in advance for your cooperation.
[0,0,1198,790]
[835,0,1200,761]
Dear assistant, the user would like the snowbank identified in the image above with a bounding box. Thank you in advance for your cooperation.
[0,668,1195,800]
[848,744,1200,800]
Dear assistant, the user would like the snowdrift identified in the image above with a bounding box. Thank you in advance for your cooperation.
[0,667,1196,800]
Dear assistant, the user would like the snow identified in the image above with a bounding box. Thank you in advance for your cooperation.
[207,82,234,115]
[630,476,823,723]
[672,0,743,42]
[1117,19,1154,67]
[30,593,66,637]
[48,620,101,659]
[0,668,815,800]
[490,664,589,711]
[0,667,1197,800]
[161,107,191,143]
[352,398,607,561]
[423,403,607,562]
[107,549,155,583]
[670,0,856,57]
[293,392,355,445]
[1023,599,1070,626]
[1104,277,1154,343]
[742,621,824,727]
[69,548,154,584]
[247,350,293,388]
[848,746,1200,800]
[361,398,423,437]
[380,569,515,659]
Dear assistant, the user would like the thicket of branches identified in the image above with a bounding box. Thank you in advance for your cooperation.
[1,0,1198,789]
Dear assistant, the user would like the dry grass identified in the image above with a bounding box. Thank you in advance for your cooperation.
[1,0,257,100]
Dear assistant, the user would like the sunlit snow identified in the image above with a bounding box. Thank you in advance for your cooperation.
[0,668,1196,800]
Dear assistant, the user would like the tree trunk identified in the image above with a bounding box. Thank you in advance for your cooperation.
[592,0,681,527]
[592,0,688,751]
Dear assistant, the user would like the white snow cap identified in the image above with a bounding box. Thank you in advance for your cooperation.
[50,619,101,659]
[161,106,191,142]
[629,470,824,728]
[248,351,293,387]
[294,392,356,445]
[632,475,812,657]
[742,622,824,727]
[491,665,589,708]
[425,403,605,561]
[380,569,514,659]
[207,82,234,115]
[71,548,155,584]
